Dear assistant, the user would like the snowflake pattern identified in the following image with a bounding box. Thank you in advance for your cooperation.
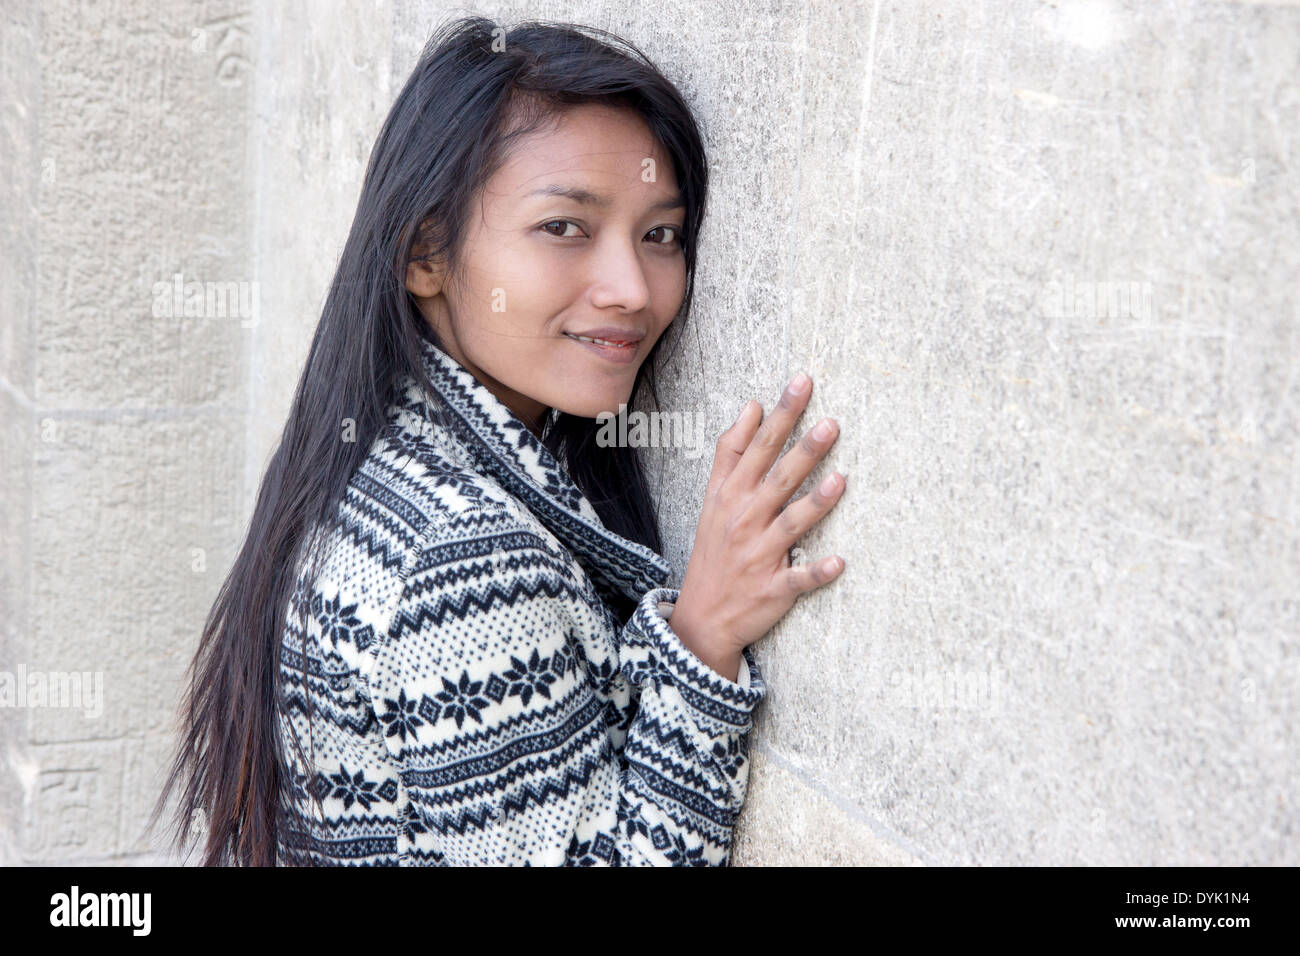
[320,763,383,811]
[377,688,424,743]
[431,670,491,729]
[663,828,709,866]
[312,592,362,647]
[500,648,559,707]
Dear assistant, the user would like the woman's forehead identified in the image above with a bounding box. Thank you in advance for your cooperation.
[492,106,676,196]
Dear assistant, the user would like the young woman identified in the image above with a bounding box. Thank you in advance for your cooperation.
[151,15,846,866]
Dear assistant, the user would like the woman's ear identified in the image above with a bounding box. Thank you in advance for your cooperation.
[404,252,443,298]
[401,218,446,298]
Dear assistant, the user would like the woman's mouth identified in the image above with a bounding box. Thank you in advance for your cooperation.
[564,332,641,364]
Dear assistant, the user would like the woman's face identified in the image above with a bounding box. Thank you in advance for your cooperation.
[405,102,689,434]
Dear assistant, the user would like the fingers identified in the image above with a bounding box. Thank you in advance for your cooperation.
[765,468,846,553]
[704,399,762,500]
[751,414,839,522]
[727,373,814,493]
[780,552,846,595]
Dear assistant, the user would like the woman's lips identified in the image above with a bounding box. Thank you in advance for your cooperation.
[564,332,640,364]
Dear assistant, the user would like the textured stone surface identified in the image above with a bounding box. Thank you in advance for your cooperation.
[735,746,928,865]
[648,0,1299,865]
[0,0,40,868]
[2,0,256,864]
[2,0,1296,865]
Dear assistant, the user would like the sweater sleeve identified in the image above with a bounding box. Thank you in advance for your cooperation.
[360,534,767,866]
[610,585,767,864]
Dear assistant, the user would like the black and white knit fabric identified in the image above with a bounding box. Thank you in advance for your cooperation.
[276,335,767,866]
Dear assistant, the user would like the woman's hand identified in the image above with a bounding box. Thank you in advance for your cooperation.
[670,372,846,669]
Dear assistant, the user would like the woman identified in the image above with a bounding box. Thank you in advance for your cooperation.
[150,15,846,866]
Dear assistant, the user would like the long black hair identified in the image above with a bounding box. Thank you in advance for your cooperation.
[147,15,710,866]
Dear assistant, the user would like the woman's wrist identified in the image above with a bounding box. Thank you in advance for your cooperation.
[665,600,742,683]
[697,648,743,684]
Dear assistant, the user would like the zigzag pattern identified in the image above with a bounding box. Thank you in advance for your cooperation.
[281,684,376,737]
[405,733,607,823]
[275,334,767,866]
[386,570,580,635]
[330,503,415,573]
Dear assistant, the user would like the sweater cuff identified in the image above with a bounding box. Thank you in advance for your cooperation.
[656,597,754,692]
[622,587,766,737]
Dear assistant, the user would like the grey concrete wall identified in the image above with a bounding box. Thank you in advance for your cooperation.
[1,0,255,863]
[2,0,1296,865]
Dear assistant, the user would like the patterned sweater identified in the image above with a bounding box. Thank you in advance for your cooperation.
[275,335,767,865]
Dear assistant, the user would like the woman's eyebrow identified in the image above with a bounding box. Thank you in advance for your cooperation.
[524,183,685,211]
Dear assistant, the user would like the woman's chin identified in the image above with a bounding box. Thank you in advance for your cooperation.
[558,397,633,422]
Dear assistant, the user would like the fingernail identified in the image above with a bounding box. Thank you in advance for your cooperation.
[822,556,843,573]
[788,372,810,394]
[813,418,833,440]
[818,472,840,494]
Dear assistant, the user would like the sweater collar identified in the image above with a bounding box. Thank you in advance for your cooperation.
[399,334,673,606]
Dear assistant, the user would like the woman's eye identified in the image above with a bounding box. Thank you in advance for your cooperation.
[541,220,583,238]
[647,225,682,246]
[540,221,681,244]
